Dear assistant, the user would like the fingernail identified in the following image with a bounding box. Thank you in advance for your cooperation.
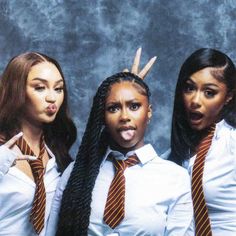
[137,47,142,52]
[28,156,37,160]
[16,132,23,138]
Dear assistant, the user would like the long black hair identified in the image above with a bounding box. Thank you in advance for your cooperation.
[0,52,77,170]
[56,72,150,235]
[169,48,236,165]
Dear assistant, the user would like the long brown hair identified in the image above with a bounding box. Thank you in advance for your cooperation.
[0,52,77,170]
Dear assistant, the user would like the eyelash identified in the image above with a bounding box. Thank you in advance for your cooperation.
[34,86,64,92]
[183,84,217,98]
[106,103,141,113]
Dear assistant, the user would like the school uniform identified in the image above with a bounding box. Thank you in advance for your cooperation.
[0,145,60,236]
[46,144,194,236]
[162,119,236,236]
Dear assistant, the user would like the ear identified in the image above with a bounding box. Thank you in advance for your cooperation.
[147,104,152,120]
[225,92,234,105]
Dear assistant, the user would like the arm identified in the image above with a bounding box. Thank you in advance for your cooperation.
[165,169,194,236]
[45,161,74,236]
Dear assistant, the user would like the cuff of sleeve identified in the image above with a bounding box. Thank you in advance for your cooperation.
[0,146,16,178]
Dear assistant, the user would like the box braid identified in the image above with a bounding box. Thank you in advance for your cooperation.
[56,72,150,236]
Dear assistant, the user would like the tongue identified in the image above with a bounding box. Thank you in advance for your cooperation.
[120,130,135,141]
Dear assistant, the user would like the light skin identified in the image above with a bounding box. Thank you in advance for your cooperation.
[105,81,152,153]
[3,61,64,179]
[182,67,232,131]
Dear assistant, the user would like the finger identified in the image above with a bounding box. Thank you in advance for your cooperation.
[123,68,129,72]
[4,132,23,148]
[131,47,142,74]
[138,56,157,79]
[16,155,37,161]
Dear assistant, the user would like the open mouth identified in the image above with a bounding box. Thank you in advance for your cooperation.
[118,127,136,141]
[189,112,203,120]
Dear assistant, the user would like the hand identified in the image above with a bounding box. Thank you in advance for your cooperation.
[2,132,37,163]
[123,47,157,79]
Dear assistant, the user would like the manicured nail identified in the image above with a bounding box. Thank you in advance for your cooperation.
[16,132,23,138]
[27,156,37,160]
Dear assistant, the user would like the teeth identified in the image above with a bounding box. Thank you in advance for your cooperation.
[120,130,135,141]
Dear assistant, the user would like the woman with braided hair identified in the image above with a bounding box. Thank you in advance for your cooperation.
[47,72,194,236]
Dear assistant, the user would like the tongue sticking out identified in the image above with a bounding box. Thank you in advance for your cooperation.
[120,130,135,141]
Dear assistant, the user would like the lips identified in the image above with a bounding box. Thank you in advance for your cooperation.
[46,104,57,115]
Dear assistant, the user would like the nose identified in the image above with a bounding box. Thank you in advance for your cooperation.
[190,91,201,108]
[120,108,130,122]
[45,90,56,103]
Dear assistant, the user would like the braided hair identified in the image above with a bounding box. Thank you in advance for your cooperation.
[56,72,150,235]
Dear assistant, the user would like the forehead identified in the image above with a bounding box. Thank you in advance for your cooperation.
[190,67,226,87]
[27,61,63,82]
[106,81,147,101]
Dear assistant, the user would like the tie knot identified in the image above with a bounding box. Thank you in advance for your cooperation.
[113,154,139,172]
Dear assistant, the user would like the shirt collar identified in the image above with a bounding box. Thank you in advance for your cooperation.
[101,144,158,167]
[215,119,232,140]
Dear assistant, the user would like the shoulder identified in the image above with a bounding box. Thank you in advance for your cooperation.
[160,148,171,159]
[149,150,190,182]
[215,120,236,154]
[57,161,75,191]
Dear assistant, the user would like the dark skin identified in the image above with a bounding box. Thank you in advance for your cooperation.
[105,81,152,155]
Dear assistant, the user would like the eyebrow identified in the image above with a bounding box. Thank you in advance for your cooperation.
[31,77,64,84]
[186,79,220,88]
[106,99,141,105]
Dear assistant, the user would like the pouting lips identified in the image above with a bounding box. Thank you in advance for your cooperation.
[189,112,203,120]
[47,104,57,114]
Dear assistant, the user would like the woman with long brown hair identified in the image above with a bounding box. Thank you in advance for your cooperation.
[0,52,76,236]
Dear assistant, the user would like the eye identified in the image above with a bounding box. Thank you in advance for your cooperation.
[183,83,195,93]
[204,89,216,98]
[55,86,64,93]
[106,104,120,113]
[130,103,141,111]
[34,86,45,91]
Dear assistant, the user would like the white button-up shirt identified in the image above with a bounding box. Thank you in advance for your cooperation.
[185,120,236,236]
[0,145,61,236]
[47,144,194,235]
[162,120,236,236]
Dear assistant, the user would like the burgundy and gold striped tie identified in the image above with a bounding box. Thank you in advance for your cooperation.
[16,136,46,234]
[191,124,216,236]
[103,154,140,229]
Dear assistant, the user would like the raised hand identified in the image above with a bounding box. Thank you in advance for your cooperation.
[2,132,36,163]
[123,47,157,79]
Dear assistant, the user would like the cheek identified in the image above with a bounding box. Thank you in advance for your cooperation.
[182,94,189,107]
[57,94,64,107]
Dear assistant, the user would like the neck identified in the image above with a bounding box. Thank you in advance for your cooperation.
[20,119,43,147]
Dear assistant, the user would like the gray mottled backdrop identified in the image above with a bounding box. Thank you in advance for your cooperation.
[0,0,236,156]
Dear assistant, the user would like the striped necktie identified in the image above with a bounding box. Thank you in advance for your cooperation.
[103,154,140,229]
[16,136,46,234]
[191,124,216,236]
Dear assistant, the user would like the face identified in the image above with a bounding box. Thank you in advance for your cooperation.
[182,67,232,131]
[24,61,64,127]
[105,81,152,152]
